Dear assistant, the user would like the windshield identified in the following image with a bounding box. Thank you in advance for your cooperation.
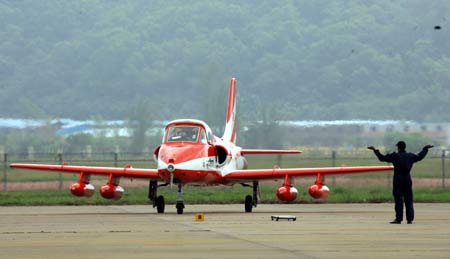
[167,126,200,142]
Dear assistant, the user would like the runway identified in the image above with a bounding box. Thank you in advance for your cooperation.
[1,204,449,259]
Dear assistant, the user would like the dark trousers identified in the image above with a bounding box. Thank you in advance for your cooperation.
[392,178,414,222]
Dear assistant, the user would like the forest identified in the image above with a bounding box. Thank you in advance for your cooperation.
[0,0,449,127]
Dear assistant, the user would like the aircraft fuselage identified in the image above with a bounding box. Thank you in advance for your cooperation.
[154,119,246,185]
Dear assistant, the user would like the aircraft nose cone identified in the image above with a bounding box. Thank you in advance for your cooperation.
[167,164,175,173]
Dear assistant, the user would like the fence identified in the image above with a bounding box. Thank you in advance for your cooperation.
[2,150,448,192]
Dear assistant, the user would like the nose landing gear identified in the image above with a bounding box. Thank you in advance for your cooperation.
[176,183,185,214]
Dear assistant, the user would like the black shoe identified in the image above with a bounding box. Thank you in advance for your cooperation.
[390,220,401,224]
[407,221,412,224]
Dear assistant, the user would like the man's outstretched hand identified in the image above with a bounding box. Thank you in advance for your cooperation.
[424,144,434,149]
[367,146,376,151]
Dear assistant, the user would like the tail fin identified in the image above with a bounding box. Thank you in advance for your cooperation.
[222,78,237,143]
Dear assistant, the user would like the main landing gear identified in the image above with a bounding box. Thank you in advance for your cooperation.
[148,181,185,214]
[149,180,165,213]
[243,181,259,213]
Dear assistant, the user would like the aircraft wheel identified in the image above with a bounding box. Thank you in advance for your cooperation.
[245,195,253,213]
[156,195,165,213]
[176,202,184,215]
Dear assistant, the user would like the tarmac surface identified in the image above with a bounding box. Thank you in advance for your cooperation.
[1,203,449,259]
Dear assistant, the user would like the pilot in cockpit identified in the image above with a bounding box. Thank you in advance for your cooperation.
[169,126,199,142]
[170,127,185,141]
[190,128,199,140]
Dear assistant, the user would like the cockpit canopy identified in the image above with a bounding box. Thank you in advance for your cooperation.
[164,120,214,144]
[168,126,200,142]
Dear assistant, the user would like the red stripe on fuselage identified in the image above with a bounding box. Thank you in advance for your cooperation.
[158,168,224,184]
[158,143,214,165]
[156,142,231,184]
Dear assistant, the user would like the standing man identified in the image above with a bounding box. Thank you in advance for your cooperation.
[368,141,433,224]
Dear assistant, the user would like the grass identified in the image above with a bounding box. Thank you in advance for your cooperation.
[1,152,449,206]
[1,186,450,206]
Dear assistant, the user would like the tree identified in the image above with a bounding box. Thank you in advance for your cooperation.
[127,98,156,153]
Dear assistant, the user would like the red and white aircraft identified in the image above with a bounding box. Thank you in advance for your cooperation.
[10,78,393,214]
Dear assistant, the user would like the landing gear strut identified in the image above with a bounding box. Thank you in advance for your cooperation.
[243,181,259,213]
[149,180,165,213]
[176,183,185,214]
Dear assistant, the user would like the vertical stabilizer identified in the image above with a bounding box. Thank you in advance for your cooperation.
[222,78,237,143]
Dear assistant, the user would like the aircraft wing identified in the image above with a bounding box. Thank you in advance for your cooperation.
[240,149,301,155]
[224,165,393,181]
[10,163,160,179]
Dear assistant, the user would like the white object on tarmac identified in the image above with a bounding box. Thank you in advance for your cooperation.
[271,215,296,221]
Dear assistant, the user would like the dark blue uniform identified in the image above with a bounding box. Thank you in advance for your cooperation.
[373,148,428,223]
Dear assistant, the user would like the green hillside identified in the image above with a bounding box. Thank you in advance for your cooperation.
[0,1,449,122]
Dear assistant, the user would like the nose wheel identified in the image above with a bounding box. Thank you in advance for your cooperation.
[176,183,185,214]
[176,202,185,214]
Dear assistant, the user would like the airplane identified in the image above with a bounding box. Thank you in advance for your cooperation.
[10,78,393,214]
